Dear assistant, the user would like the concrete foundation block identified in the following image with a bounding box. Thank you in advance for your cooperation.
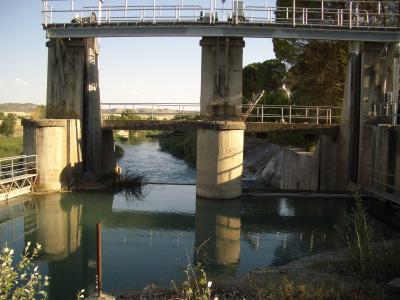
[22,119,83,191]
[196,122,244,199]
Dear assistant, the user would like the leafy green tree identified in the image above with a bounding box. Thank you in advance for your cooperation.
[243,59,289,105]
[0,112,5,121]
[0,113,17,137]
[274,39,347,106]
[274,0,400,107]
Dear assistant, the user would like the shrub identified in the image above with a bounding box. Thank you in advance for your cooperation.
[0,242,49,299]
[0,113,17,137]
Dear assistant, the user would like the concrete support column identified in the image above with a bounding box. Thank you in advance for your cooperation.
[22,119,83,191]
[200,37,245,119]
[196,122,245,199]
[46,38,108,177]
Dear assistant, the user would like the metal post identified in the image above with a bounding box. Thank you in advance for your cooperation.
[293,0,296,27]
[96,223,103,297]
[281,107,284,122]
[393,53,399,125]
[98,0,102,25]
[261,105,264,123]
[316,107,319,124]
[153,0,156,23]
[71,0,74,19]
[349,1,352,29]
[289,105,292,123]
[124,0,128,18]
[321,0,324,21]
[210,0,213,24]
[235,0,239,24]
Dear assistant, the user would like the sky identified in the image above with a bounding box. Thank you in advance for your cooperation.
[0,0,276,104]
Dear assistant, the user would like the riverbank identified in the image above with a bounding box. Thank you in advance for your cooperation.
[0,135,22,158]
[118,239,400,299]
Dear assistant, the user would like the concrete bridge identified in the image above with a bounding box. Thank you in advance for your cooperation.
[22,0,400,201]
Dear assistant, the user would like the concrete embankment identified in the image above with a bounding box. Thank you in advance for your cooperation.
[243,135,340,192]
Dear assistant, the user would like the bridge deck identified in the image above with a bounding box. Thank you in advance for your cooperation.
[46,22,400,41]
[102,119,340,135]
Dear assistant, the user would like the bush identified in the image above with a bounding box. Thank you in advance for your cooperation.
[115,144,125,159]
[159,131,197,166]
[0,242,49,299]
[0,113,17,137]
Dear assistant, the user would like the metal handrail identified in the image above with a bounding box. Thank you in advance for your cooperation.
[41,0,400,29]
[0,155,37,181]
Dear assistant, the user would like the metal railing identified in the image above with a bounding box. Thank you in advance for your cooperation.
[42,1,400,30]
[0,155,37,182]
[242,104,341,124]
[371,102,400,126]
[101,102,200,120]
[101,102,341,124]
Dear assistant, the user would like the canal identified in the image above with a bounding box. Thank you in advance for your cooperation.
[0,138,393,299]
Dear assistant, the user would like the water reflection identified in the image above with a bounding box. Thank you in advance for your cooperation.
[195,198,241,275]
[1,187,396,300]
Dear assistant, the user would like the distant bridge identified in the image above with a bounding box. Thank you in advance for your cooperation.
[42,0,400,41]
[101,102,341,135]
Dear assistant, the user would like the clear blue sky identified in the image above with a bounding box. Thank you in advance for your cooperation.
[0,0,276,104]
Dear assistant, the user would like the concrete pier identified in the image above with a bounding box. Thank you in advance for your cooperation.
[197,37,245,199]
[200,37,245,119]
[196,122,245,199]
[45,38,109,177]
[23,119,82,191]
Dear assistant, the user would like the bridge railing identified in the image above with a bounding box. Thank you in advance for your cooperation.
[101,102,200,120]
[243,104,341,124]
[42,1,400,30]
[0,155,37,182]
[101,102,341,124]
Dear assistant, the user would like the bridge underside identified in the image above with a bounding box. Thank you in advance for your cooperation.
[46,23,400,42]
[102,119,340,136]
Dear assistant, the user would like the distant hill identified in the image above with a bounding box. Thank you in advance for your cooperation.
[0,103,39,113]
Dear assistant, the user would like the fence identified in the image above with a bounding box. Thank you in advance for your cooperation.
[42,1,400,30]
[242,104,341,124]
[0,155,38,201]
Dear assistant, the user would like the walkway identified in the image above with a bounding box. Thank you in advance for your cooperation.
[0,155,37,202]
[42,0,400,41]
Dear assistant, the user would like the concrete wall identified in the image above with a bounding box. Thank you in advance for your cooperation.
[359,124,400,199]
[196,122,244,199]
[200,37,244,119]
[281,135,339,191]
[23,119,82,191]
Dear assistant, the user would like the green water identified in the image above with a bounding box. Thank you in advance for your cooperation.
[0,139,393,299]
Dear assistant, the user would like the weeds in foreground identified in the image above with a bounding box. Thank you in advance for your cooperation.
[0,242,49,299]
[343,192,373,275]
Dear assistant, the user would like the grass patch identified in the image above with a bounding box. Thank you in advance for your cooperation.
[0,135,22,158]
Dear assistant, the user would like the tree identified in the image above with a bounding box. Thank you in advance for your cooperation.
[273,0,400,107]
[0,113,17,137]
[274,39,347,106]
[0,112,5,121]
[243,59,290,105]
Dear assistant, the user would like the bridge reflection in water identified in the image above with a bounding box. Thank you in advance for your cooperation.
[0,187,363,300]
